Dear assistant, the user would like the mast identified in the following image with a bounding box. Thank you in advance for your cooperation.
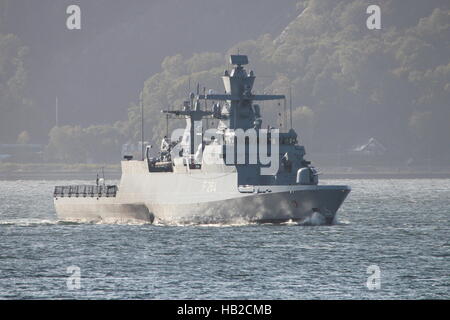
[161,55,286,161]
[55,96,59,127]
[140,91,144,161]
[196,55,285,130]
[162,100,213,158]
[289,86,293,130]
[166,113,169,137]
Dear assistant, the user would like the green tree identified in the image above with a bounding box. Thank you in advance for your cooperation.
[0,33,37,143]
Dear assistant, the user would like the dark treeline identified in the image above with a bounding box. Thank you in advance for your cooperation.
[0,0,298,144]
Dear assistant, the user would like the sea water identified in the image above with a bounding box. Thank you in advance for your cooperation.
[0,179,448,299]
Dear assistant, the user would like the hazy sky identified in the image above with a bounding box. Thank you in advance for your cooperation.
[2,0,298,130]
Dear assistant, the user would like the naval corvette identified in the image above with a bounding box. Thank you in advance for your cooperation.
[54,55,350,224]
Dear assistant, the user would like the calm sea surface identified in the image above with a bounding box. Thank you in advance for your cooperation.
[0,179,448,299]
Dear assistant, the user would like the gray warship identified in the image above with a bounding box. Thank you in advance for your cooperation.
[54,55,350,225]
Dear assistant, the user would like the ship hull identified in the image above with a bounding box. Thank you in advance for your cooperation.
[54,186,350,225]
[146,186,350,225]
[54,161,350,225]
[54,198,154,223]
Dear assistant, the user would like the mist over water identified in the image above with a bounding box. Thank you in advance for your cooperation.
[0,179,449,299]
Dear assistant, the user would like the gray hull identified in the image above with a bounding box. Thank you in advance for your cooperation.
[146,186,350,224]
[54,161,350,225]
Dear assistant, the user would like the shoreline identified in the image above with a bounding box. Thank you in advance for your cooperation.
[2,162,450,180]
[1,170,450,181]
[0,171,122,181]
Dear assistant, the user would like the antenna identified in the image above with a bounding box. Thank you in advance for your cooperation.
[55,96,59,127]
[283,98,287,132]
[203,87,207,110]
[203,87,208,129]
[166,112,169,137]
[289,86,293,130]
[278,110,282,128]
[140,91,144,161]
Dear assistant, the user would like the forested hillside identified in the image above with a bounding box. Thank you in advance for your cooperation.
[0,31,41,143]
[122,0,450,164]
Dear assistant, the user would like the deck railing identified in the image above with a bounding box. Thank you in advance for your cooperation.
[53,185,118,198]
